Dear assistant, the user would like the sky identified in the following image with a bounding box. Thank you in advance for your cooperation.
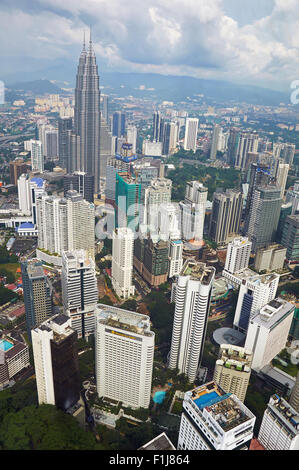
[1,0,299,91]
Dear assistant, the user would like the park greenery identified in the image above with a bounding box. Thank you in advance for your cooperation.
[167,162,241,201]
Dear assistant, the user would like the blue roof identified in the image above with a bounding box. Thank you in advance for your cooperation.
[18,222,35,229]
[31,177,44,187]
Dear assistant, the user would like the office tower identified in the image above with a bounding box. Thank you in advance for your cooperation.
[112,111,126,138]
[21,259,53,338]
[224,237,252,274]
[32,314,80,411]
[126,126,137,154]
[74,35,101,193]
[58,117,73,170]
[99,117,113,193]
[0,336,30,388]
[180,181,207,242]
[62,250,98,339]
[213,345,252,403]
[17,174,46,222]
[45,129,58,160]
[169,260,215,382]
[235,132,259,170]
[254,244,287,272]
[245,298,294,371]
[244,163,272,227]
[142,238,169,287]
[246,186,282,253]
[152,111,162,142]
[144,177,172,230]
[209,190,243,245]
[286,181,299,215]
[184,118,198,152]
[30,140,44,172]
[111,227,135,299]
[276,203,293,243]
[227,128,240,166]
[258,395,299,450]
[281,215,299,261]
[115,173,141,231]
[290,372,299,413]
[37,123,54,157]
[168,240,183,278]
[101,94,109,124]
[178,381,255,450]
[133,159,160,204]
[9,158,28,185]
[233,272,280,332]
[95,304,154,409]
[162,122,178,155]
[281,143,296,167]
[210,124,221,160]
[63,171,94,203]
[36,190,95,260]
[274,160,289,199]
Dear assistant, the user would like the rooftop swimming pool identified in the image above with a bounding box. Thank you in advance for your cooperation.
[153,391,166,404]
[194,391,219,409]
[0,339,14,352]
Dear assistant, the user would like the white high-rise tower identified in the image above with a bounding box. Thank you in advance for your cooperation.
[184,118,198,152]
[111,227,135,299]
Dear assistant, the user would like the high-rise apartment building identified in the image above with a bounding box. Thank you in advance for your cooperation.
[95,304,154,409]
[224,237,252,274]
[32,314,80,411]
[111,227,135,299]
[142,237,170,287]
[143,177,172,230]
[258,395,299,450]
[245,298,295,371]
[169,260,215,382]
[62,250,98,339]
[31,140,44,172]
[235,132,259,170]
[233,272,280,332]
[254,244,287,272]
[184,118,198,152]
[36,190,95,260]
[274,160,289,199]
[213,344,253,402]
[168,240,183,278]
[209,190,243,245]
[21,259,53,339]
[0,336,30,388]
[281,215,299,261]
[180,181,207,242]
[178,381,255,450]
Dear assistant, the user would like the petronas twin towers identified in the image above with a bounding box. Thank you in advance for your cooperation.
[74,33,101,192]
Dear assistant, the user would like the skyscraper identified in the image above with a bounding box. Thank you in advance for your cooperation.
[234,132,259,170]
[281,215,299,261]
[258,395,299,450]
[63,171,95,203]
[178,381,255,450]
[184,118,198,152]
[224,237,252,274]
[169,260,215,382]
[32,314,80,411]
[58,117,73,171]
[213,344,253,402]
[95,304,155,409]
[74,33,101,192]
[209,190,243,245]
[179,181,207,242]
[111,227,135,299]
[62,250,98,339]
[21,259,53,339]
[31,140,43,172]
[290,372,299,413]
[112,111,126,138]
[210,124,221,160]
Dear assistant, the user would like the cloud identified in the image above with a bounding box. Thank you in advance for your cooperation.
[1,0,299,89]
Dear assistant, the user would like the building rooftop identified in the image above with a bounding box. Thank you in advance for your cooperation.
[251,297,295,329]
[96,304,154,337]
[188,381,252,432]
[217,344,252,372]
[181,259,215,285]
[139,433,176,451]
[269,395,299,433]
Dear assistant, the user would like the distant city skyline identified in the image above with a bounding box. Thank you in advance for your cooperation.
[0,1,299,92]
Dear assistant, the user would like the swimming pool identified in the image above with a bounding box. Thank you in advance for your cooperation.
[0,339,14,352]
[194,391,219,409]
[153,391,166,404]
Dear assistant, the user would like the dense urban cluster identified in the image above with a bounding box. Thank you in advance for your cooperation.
[0,35,299,452]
